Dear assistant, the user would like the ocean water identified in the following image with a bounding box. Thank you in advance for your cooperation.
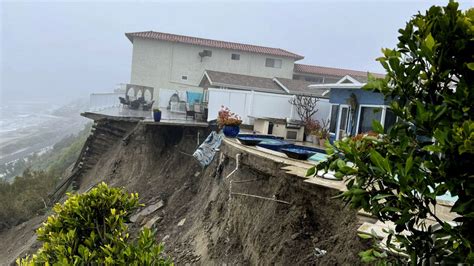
[0,100,61,135]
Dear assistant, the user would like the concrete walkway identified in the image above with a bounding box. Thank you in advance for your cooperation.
[223,138,345,191]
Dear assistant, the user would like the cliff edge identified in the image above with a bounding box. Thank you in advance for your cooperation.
[0,117,366,265]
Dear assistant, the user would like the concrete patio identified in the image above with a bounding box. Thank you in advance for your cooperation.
[84,106,209,127]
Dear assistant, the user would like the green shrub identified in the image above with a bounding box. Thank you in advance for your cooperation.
[17,183,173,265]
[308,1,473,263]
[0,169,55,230]
[0,124,92,230]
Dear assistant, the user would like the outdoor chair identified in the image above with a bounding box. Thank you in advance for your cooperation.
[130,100,140,110]
[185,91,203,120]
[193,104,204,121]
[119,97,129,106]
[185,103,195,120]
[142,100,154,111]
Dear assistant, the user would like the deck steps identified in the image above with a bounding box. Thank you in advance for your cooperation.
[49,119,139,204]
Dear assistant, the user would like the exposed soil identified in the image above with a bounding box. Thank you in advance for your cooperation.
[0,119,367,265]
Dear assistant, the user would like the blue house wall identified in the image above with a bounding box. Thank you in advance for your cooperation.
[328,88,388,136]
[329,88,385,105]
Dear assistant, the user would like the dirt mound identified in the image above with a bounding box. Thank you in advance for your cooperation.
[1,120,367,265]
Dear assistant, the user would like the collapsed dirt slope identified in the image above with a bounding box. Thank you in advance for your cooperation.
[1,119,366,265]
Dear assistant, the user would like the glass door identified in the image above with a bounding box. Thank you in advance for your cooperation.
[336,106,350,140]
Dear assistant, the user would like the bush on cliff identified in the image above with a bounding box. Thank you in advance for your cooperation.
[17,183,173,265]
[0,169,55,230]
[0,124,91,230]
[308,1,473,263]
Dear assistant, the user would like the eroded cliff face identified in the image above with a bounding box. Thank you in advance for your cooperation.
[0,119,366,265]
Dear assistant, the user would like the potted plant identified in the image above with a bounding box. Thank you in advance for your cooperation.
[218,106,242,138]
[318,119,330,146]
[153,108,162,122]
[304,119,318,142]
[310,120,322,144]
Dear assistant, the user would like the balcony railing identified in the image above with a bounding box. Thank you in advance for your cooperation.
[89,92,124,111]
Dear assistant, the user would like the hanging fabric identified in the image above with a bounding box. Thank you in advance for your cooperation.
[193,131,224,167]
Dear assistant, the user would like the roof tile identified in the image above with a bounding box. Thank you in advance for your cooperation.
[126,31,304,60]
[294,63,385,80]
[201,70,329,98]
[203,70,286,94]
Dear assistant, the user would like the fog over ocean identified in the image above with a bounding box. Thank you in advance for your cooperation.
[0,98,89,166]
[0,100,61,135]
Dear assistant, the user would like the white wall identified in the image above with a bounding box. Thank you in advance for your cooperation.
[129,38,295,97]
[312,98,331,124]
[208,89,253,124]
[207,88,331,125]
[89,92,124,111]
[251,93,296,120]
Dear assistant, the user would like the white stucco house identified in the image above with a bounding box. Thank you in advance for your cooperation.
[121,30,383,127]
[126,31,302,94]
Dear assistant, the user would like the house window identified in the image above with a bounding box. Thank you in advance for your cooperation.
[358,106,382,134]
[265,58,282,68]
[383,108,397,133]
[181,75,188,80]
[356,105,398,134]
[329,105,339,134]
[231,53,240,60]
[340,107,349,131]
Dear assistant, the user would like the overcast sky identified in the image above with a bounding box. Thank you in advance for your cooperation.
[1,0,471,103]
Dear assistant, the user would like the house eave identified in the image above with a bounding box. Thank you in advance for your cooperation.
[308,83,365,89]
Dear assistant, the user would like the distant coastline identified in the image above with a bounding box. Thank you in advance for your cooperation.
[0,99,89,179]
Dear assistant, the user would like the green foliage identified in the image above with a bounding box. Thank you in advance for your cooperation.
[308,1,473,263]
[32,123,92,177]
[0,169,55,230]
[17,183,173,265]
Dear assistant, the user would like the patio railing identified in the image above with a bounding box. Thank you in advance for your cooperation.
[89,92,124,111]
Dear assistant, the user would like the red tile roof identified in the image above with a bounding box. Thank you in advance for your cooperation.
[294,63,385,79]
[125,31,304,60]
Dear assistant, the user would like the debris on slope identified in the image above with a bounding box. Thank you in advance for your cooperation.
[1,118,367,265]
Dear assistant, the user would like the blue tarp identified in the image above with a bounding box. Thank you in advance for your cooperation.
[186,92,203,105]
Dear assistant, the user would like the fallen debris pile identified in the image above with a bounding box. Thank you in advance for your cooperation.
[1,119,367,265]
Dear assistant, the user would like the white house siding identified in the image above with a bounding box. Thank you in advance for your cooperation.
[129,38,295,97]
[207,88,331,125]
[130,38,174,92]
